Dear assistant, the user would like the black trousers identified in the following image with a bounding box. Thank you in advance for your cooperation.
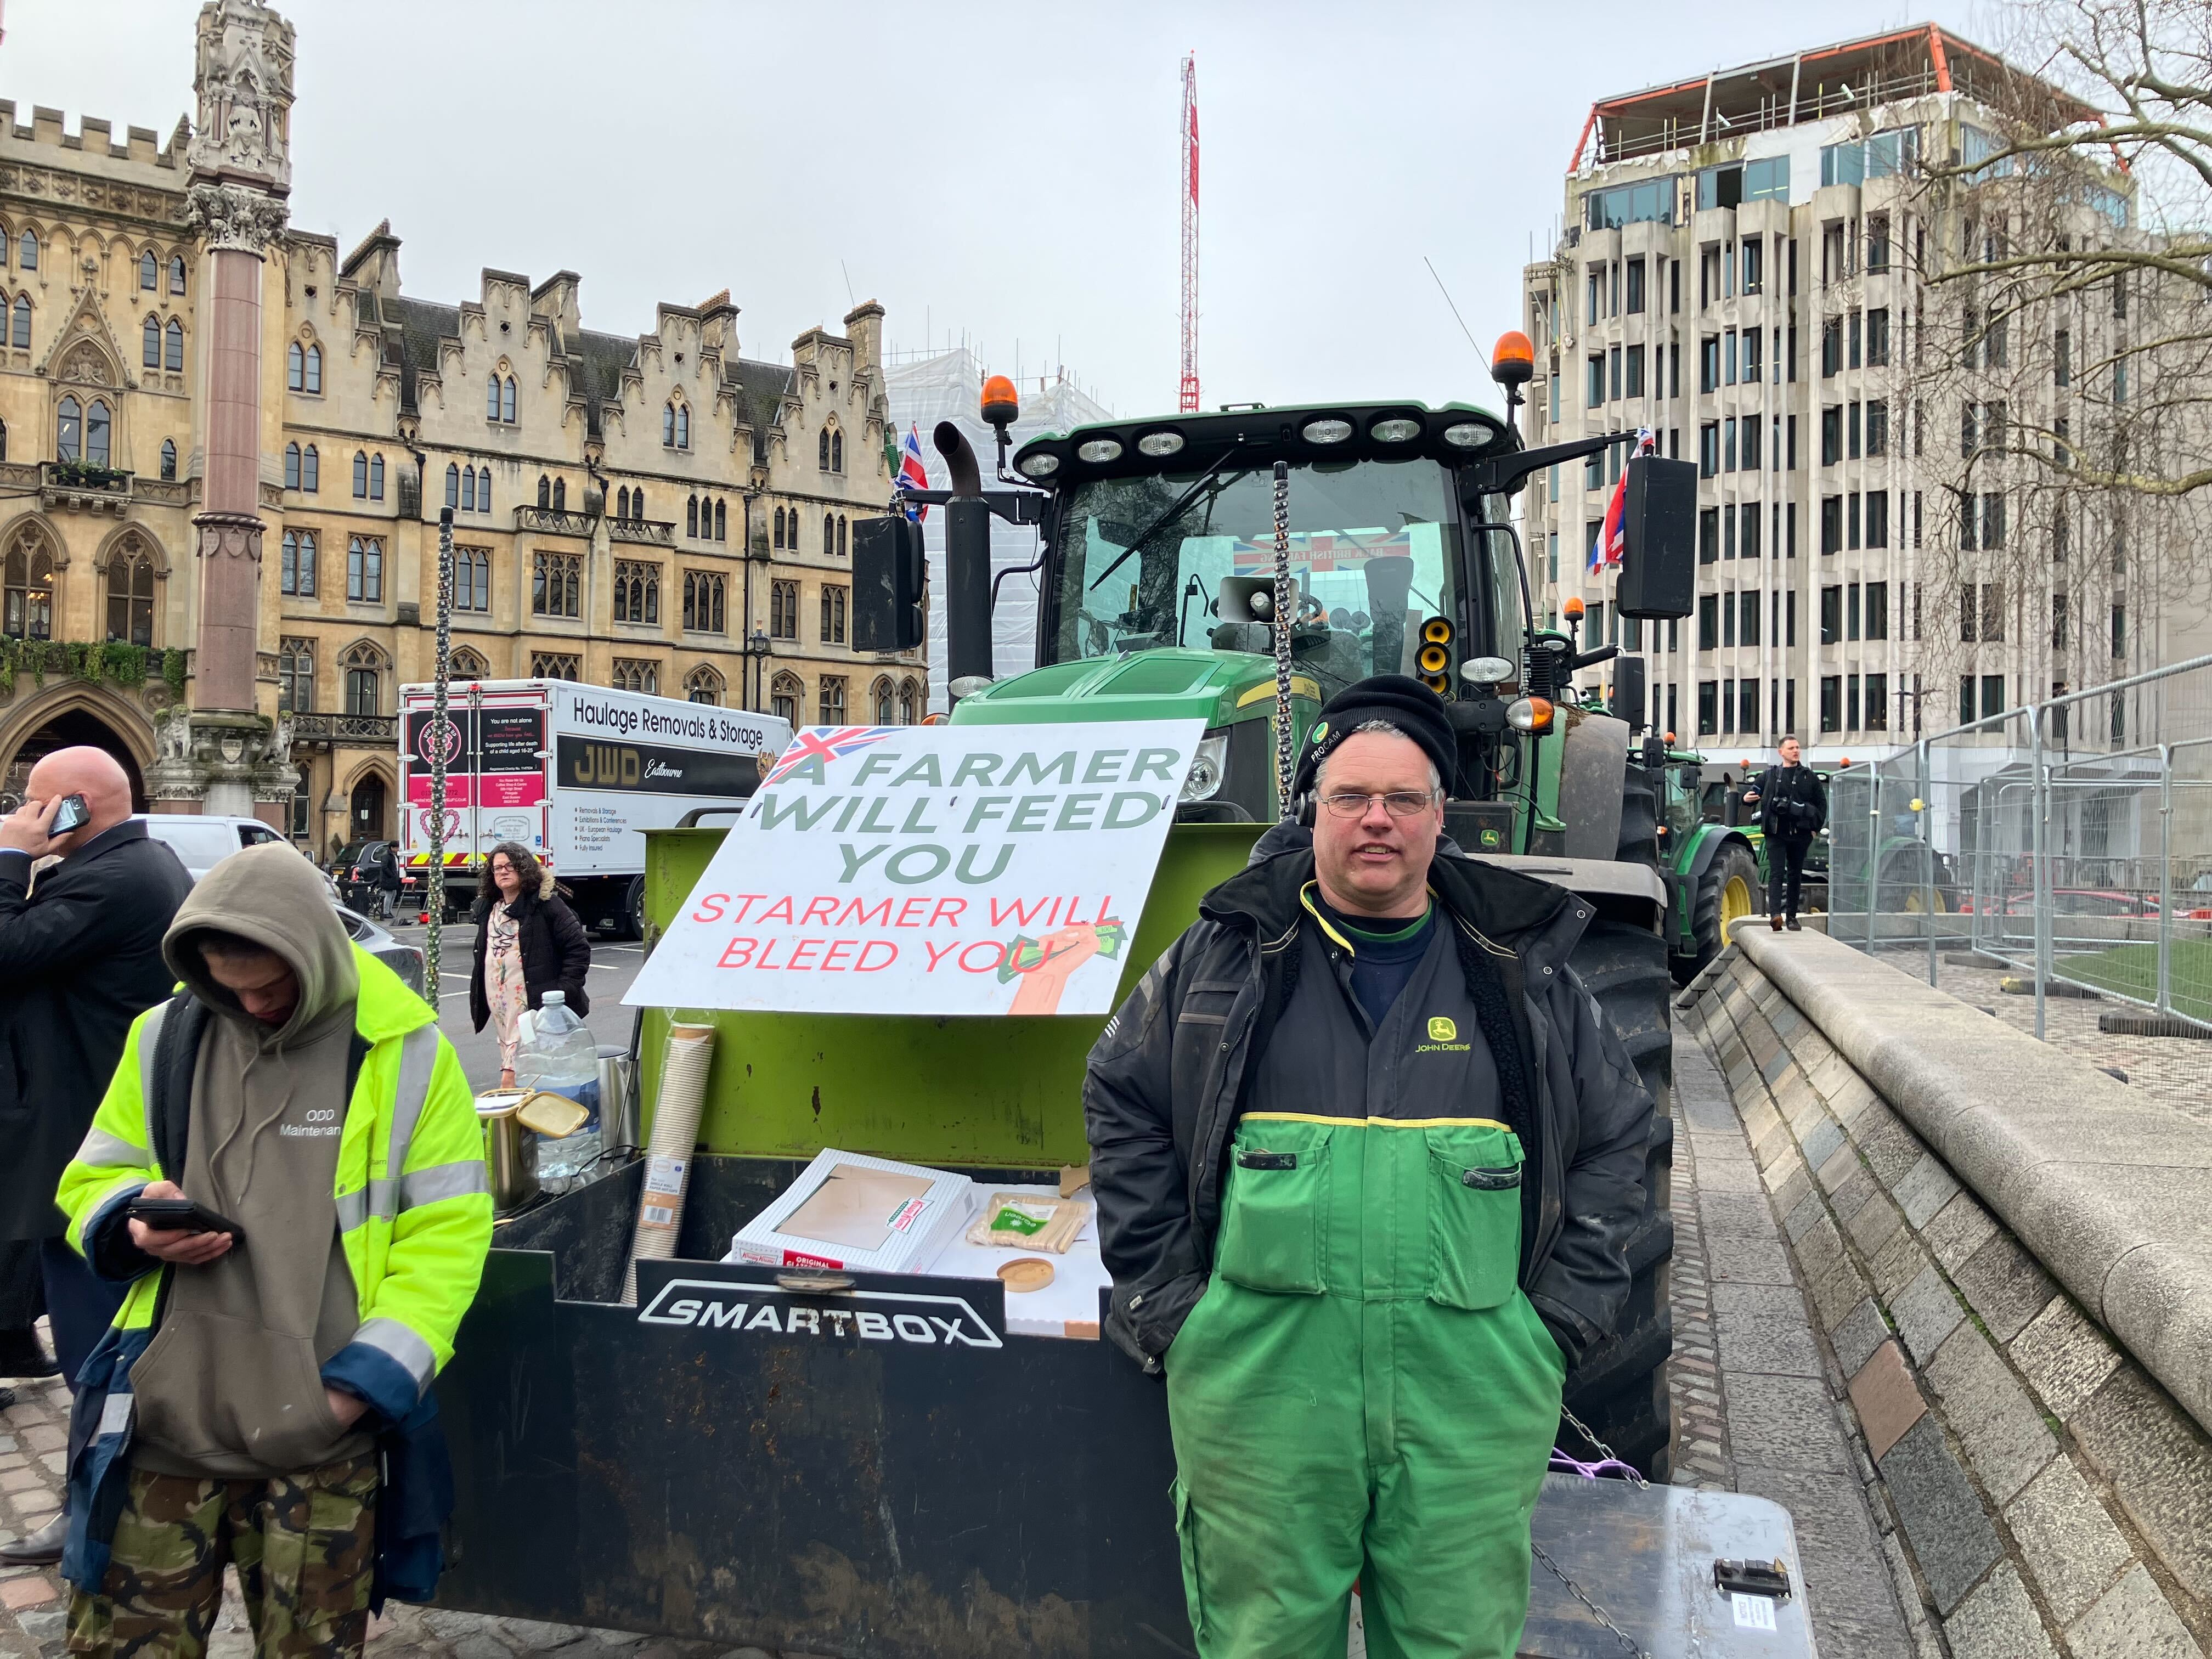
[41,1235,125,1390]
[1768,834,1813,919]
[0,1238,40,1332]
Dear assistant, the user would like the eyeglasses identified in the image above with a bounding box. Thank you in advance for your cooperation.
[1319,790,1438,819]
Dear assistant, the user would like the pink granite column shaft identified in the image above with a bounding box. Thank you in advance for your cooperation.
[193,245,264,713]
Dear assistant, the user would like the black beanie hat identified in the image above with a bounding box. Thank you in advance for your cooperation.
[1292,674,1458,802]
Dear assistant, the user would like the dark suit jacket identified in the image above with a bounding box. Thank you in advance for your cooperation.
[0,821,193,1239]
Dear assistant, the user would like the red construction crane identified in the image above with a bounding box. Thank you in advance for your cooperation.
[1178,52,1200,414]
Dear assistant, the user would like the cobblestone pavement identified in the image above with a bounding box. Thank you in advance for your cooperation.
[1881,947,2212,1120]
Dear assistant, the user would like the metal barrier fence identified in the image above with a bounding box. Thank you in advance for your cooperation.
[1825,654,2212,1042]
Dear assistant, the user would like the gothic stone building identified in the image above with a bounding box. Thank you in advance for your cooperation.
[0,4,916,854]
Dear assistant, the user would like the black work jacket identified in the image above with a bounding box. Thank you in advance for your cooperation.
[467,885,591,1031]
[1755,764,1828,840]
[0,823,193,1239]
[1083,838,1654,1373]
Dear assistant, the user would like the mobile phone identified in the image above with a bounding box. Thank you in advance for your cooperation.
[48,794,90,834]
[125,1197,246,1246]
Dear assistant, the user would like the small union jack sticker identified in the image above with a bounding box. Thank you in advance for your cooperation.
[761,726,897,786]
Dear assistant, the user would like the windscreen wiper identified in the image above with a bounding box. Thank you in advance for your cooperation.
[1087,441,1252,594]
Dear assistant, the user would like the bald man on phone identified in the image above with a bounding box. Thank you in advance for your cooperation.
[0,748,190,1566]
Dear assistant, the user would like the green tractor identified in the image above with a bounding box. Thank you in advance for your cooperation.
[854,374,1700,1476]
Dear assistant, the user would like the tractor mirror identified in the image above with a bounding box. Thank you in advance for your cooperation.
[1615,455,1696,620]
[1610,654,1647,732]
[853,516,926,652]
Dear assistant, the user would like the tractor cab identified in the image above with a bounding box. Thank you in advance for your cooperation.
[858,370,1700,862]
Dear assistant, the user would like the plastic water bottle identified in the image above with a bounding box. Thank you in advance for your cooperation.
[514,991,602,1182]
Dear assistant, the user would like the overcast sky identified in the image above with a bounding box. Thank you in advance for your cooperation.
[9,0,2004,419]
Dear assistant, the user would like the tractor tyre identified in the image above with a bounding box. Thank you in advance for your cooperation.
[1877,848,1960,915]
[1687,841,1764,974]
[1562,911,1675,1482]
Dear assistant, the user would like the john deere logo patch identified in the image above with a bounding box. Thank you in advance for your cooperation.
[1310,719,1329,746]
[1427,1015,1457,1042]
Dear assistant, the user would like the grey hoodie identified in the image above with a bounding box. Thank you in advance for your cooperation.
[127,844,372,1479]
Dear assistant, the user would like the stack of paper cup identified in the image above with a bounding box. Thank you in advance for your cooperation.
[622,1022,715,1305]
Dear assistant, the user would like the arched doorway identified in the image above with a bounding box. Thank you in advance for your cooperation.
[348,771,389,844]
[1,706,149,812]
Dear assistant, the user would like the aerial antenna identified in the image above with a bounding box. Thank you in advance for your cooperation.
[1424,256,1492,379]
[1179,53,1200,413]
[840,260,856,307]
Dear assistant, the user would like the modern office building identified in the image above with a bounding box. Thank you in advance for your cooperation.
[1518,26,2179,766]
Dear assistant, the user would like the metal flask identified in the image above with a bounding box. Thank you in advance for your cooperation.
[476,1092,540,1212]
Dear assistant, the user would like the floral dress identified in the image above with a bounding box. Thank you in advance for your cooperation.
[486,901,532,1074]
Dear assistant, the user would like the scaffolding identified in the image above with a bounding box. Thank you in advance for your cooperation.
[884,346,1111,712]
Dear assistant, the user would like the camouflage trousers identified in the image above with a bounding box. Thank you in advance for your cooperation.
[66,1452,377,1658]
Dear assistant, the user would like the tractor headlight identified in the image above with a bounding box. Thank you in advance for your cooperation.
[1370,417,1422,443]
[1301,418,1353,445]
[1137,430,1186,457]
[1441,422,1490,448]
[1181,733,1231,803]
[1077,438,1125,464]
[1017,451,1061,478]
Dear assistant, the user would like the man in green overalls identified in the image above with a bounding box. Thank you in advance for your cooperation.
[1086,675,1655,1658]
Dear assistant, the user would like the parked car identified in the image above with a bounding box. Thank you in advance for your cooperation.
[137,816,426,993]
[134,812,294,881]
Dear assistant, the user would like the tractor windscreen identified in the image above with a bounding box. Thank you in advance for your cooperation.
[1053,458,1460,699]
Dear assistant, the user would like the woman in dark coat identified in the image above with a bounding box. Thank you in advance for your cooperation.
[467,840,591,1086]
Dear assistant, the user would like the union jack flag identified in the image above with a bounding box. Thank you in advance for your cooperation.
[896,425,931,522]
[1229,528,1414,572]
[761,726,897,786]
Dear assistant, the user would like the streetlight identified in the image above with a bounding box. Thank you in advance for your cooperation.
[745,629,773,712]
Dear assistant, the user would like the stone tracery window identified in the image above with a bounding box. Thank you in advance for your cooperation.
[58,397,113,466]
[160,439,177,481]
[614,560,659,625]
[613,658,658,695]
[685,664,724,706]
[10,295,29,350]
[3,529,55,640]
[18,229,37,270]
[281,529,318,596]
[105,537,156,646]
[343,643,387,715]
[532,652,582,682]
[140,251,160,292]
[872,676,895,725]
[144,316,162,369]
[770,671,800,726]
[898,679,918,725]
[170,256,187,296]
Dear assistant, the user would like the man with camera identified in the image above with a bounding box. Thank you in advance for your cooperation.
[0,749,191,1566]
[1744,736,1828,930]
[1085,676,1655,1658]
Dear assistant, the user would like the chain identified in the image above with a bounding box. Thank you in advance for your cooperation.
[1531,1540,1654,1659]
[1559,1402,1651,1490]
[424,508,455,995]
[1271,460,1293,819]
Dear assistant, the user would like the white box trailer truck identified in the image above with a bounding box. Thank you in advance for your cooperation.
[397,679,791,935]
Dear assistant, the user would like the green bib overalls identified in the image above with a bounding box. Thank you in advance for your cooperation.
[1164,904,1565,1658]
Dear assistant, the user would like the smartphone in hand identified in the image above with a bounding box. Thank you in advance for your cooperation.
[125,1197,246,1246]
[48,794,91,835]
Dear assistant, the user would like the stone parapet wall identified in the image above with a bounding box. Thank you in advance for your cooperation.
[1685,936,2212,1656]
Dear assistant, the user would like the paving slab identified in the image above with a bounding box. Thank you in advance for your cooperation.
[2067,1364,2212,1604]
[1921,1325,2055,1505]
[2001,1458,2134,1624]
[1876,1414,2003,1615]
[1889,1264,1965,1365]
[1941,1562,2058,1659]
[1846,1340,1925,1463]
[2065,1564,2199,1659]
[2005,1295,2120,1423]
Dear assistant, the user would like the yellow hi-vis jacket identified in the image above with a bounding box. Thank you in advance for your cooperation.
[56,945,493,1415]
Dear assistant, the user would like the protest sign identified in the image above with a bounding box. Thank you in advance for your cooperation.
[625,719,1206,1016]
